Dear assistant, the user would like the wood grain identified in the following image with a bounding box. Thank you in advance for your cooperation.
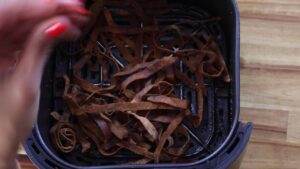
[239,0,300,22]
[240,18,300,70]
[240,107,289,133]
[17,155,37,169]
[241,68,300,108]
[239,0,300,168]
[241,139,300,169]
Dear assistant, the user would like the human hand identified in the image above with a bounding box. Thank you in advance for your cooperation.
[0,0,89,168]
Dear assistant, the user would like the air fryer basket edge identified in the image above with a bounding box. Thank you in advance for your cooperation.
[24,0,253,168]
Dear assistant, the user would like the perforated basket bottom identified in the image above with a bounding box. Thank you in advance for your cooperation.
[36,3,233,166]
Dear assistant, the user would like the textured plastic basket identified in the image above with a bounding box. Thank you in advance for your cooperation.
[24,0,253,168]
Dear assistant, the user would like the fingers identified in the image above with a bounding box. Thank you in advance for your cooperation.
[24,0,90,22]
[13,16,83,94]
[0,0,89,49]
[22,0,90,31]
[1,0,88,25]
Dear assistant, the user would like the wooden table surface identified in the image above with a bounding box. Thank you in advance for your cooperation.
[19,0,300,168]
[238,0,300,168]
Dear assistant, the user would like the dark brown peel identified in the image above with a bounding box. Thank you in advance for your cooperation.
[50,0,230,164]
[120,56,177,90]
[154,111,190,162]
[147,95,188,109]
[84,102,177,113]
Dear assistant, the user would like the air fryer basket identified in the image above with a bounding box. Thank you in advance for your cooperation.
[25,0,251,168]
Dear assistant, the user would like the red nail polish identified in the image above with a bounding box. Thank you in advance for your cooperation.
[71,6,91,16]
[45,23,68,38]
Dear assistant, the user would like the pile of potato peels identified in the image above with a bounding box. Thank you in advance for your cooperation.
[50,0,230,164]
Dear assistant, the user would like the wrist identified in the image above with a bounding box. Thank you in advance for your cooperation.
[0,121,20,168]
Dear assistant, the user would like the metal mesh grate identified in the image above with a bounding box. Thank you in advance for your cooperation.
[42,3,233,166]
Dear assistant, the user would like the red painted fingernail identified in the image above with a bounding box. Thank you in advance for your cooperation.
[45,22,68,38]
[70,6,91,16]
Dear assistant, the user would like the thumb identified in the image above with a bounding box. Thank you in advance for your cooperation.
[13,16,81,93]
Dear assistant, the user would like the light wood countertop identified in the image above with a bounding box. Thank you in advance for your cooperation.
[238,0,300,168]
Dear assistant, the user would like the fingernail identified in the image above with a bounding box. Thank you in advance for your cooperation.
[45,22,68,38]
[70,6,91,16]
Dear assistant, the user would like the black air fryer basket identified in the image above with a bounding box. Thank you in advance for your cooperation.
[25,0,253,168]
